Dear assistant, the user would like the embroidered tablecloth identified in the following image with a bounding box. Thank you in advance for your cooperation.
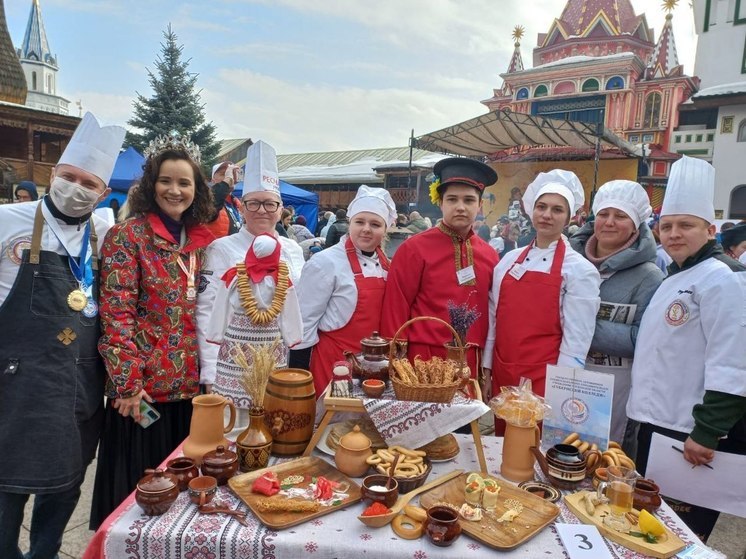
[351,381,490,449]
[85,435,700,559]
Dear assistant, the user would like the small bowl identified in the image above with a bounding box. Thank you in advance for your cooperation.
[361,474,399,508]
[392,459,432,493]
[166,457,200,492]
[361,379,385,398]
[188,475,218,506]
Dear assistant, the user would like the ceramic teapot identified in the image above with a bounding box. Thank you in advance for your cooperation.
[530,443,601,490]
[343,331,394,384]
[334,425,372,477]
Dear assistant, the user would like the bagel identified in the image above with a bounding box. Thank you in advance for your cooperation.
[562,432,580,445]
[570,439,583,448]
[403,505,427,523]
[378,449,395,463]
[602,454,617,468]
[391,514,423,539]
[578,441,590,454]
[618,455,636,470]
[608,441,622,450]
[366,454,382,465]
[390,445,427,458]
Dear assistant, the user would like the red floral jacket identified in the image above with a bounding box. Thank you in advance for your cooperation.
[98,213,214,402]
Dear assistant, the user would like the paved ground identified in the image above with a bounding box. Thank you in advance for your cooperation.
[18,419,746,558]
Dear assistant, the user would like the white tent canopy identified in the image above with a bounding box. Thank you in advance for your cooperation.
[413,109,642,158]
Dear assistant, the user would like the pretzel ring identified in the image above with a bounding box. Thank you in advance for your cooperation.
[391,513,423,539]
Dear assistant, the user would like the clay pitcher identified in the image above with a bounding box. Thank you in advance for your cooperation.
[182,394,236,466]
[263,368,316,456]
[501,423,541,482]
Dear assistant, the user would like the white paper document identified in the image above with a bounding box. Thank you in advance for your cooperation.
[646,432,746,517]
[555,523,613,559]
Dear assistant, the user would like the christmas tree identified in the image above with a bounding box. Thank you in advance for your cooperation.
[126,25,219,170]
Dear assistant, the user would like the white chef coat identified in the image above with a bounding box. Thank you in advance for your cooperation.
[295,235,387,349]
[483,238,601,369]
[0,200,112,305]
[196,228,305,385]
[627,258,746,433]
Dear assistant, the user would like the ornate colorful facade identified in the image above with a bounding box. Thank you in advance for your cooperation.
[482,0,699,206]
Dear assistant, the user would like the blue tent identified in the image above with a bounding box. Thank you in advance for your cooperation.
[109,146,145,192]
[234,180,318,229]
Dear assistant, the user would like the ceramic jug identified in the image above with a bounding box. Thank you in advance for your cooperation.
[501,423,541,482]
[182,394,236,466]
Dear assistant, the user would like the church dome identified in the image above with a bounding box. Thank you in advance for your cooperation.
[0,1,28,105]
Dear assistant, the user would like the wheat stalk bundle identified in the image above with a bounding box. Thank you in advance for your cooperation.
[235,338,281,409]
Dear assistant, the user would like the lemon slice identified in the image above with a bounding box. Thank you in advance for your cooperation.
[638,509,666,538]
[466,473,484,485]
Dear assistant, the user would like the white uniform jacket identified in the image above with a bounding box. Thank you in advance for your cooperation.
[627,258,746,433]
[483,238,601,369]
[295,235,387,350]
[0,200,112,304]
[196,229,305,385]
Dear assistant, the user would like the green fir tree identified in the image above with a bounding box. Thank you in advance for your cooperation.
[126,25,219,171]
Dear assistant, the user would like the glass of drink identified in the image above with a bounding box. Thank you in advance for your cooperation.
[596,466,637,531]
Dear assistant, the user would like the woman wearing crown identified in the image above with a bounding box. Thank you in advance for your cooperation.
[196,141,305,425]
[89,134,215,529]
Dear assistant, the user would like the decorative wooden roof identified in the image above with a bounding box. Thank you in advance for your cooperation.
[20,0,56,66]
[0,1,28,105]
[646,12,682,79]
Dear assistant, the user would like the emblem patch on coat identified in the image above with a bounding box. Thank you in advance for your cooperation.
[6,236,31,265]
[665,300,690,326]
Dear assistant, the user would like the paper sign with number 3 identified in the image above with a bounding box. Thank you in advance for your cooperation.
[555,523,613,559]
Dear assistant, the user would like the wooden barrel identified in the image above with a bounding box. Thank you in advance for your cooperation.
[263,368,316,456]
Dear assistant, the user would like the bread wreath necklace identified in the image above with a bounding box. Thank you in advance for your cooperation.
[236,261,289,325]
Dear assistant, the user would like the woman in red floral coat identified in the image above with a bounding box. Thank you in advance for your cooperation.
[89,137,215,529]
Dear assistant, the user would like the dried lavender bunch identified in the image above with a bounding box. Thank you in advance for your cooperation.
[447,300,481,345]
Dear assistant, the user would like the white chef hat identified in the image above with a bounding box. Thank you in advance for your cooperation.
[660,156,716,224]
[243,140,280,198]
[592,180,652,228]
[523,169,585,218]
[252,234,278,259]
[347,184,397,227]
[57,112,126,186]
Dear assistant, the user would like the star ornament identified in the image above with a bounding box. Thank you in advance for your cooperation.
[662,0,678,13]
[511,25,525,42]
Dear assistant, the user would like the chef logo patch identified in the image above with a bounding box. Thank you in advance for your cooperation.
[665,300,690,326]
[6,236,32,265]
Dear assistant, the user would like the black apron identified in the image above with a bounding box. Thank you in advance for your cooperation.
[0,204,105,494]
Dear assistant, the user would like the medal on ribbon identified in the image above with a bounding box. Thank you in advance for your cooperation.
[66,222,97,315]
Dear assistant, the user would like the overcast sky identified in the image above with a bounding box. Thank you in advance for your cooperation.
[7,0,698,154]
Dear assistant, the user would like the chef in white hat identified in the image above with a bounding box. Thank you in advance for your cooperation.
[292,184,397,397]
[483,169,601,433]
[197,141,305,398]
[626,156,746,540]
[0,112,125,558]
[569,180,664,444]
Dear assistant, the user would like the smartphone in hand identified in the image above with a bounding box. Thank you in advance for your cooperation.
[132,399,161,428]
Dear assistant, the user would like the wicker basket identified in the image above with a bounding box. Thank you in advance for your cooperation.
[388,316,463,404]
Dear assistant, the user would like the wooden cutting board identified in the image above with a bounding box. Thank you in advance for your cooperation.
[564,492,686,559]
[419,472,560,550]
[228,456,361,529]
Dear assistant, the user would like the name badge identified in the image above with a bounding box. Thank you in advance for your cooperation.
[456,265,476,285]
[508,263,527,281]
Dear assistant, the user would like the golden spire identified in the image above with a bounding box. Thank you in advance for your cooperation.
[662,0,678,13]
[511,25,525,44]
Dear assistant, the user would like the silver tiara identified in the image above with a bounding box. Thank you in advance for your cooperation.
[143,131,202,164]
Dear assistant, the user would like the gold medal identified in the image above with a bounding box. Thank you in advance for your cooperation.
[67,289,88,312]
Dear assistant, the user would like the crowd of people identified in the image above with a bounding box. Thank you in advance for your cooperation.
[0,111,744,558]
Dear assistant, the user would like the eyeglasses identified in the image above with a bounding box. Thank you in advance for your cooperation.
[243,200,281,212]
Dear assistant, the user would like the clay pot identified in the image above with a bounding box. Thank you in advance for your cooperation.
[188,475,218,506]
[334,425,372,477]
[263,368,316,456]
[424,505,462,547]
[633,478,662,513]
[361,474,399,508]
[135,469,179,516]
[361,379,385,398]
[236,406,273,472]
[201,445,239,485]
[166,457,200,492]
[182,394,236,466]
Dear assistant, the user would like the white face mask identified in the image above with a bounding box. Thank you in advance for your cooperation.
[49,176,102,218]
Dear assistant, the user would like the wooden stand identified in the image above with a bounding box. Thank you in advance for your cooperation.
[302,380,488,473]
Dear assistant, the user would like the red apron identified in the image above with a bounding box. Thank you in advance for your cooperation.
[310,237,390,397]
[492,239,565,399]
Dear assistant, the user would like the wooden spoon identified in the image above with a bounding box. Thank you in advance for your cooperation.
[358,469,464,528]
[198,503,249,526]
[387,454,402,489]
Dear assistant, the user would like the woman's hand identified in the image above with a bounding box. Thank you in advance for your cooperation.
[113,390,153,422]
